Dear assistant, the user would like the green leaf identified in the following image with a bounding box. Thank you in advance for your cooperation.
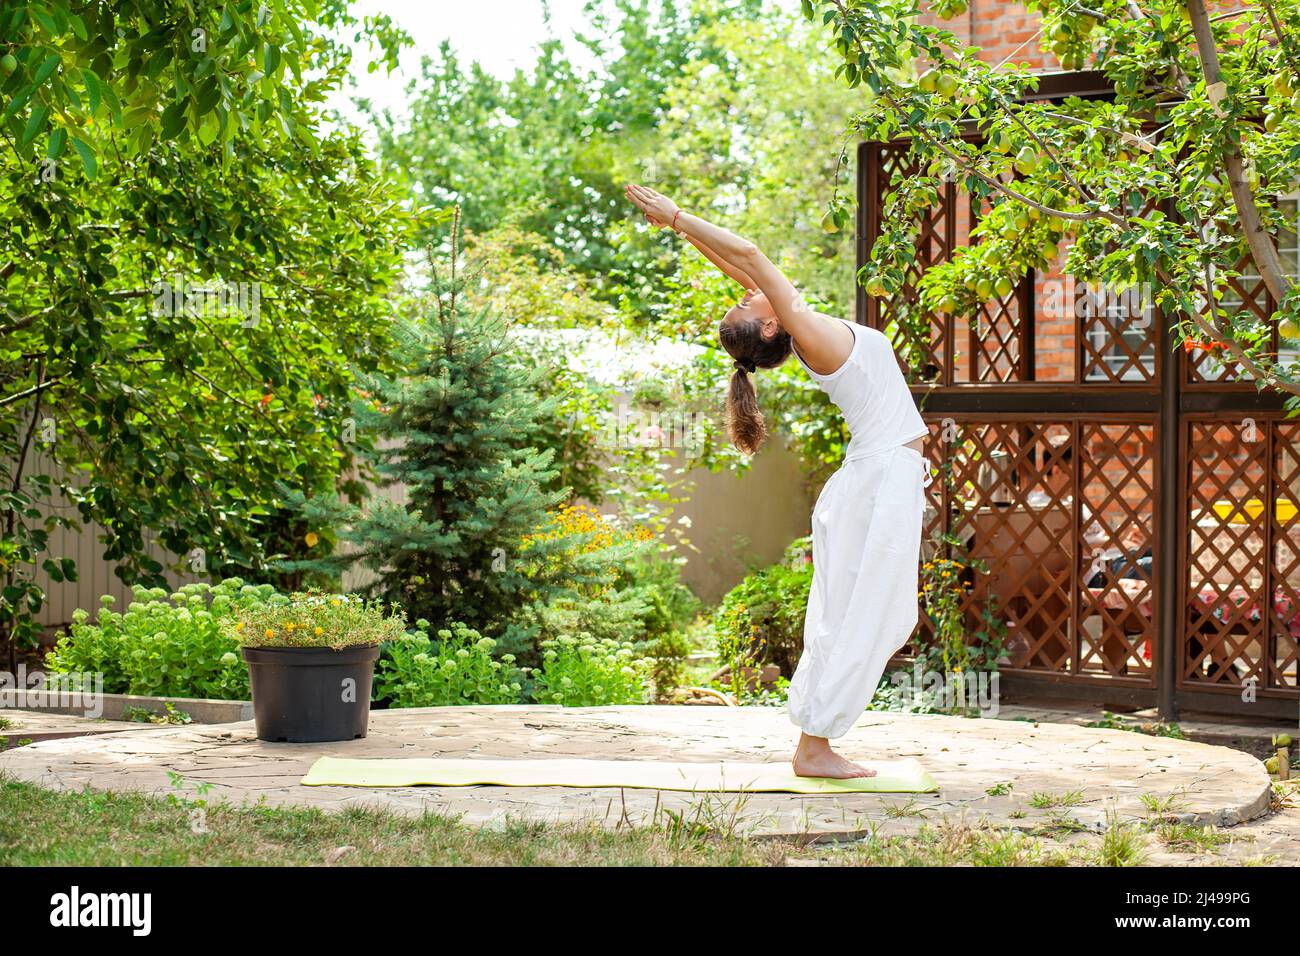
[70,134,96,178]
[20,104,50,148]
[195,79,220,116]
[123,105,154,128]
[31,7,57,34]
[3,84,36,124]
[102,84,122,125]
[33,52,61,87]
[79,67,101,115]
[46,125,66,158]
[160,98,188,139]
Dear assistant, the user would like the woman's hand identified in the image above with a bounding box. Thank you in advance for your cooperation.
[625,183,680,229]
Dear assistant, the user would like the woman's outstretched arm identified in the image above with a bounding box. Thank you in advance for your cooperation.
[683,232,757,290]
[632,197,756,289]
[625,183,852,374]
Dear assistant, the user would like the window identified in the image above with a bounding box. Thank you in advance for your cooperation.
[1207,193,1300,378]
[1082,283,1156,382]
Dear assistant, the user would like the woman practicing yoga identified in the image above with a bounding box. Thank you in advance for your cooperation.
[625,183,930,779]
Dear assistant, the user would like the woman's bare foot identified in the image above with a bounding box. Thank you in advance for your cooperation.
[792,733,877,779]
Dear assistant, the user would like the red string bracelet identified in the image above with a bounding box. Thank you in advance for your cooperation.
[671,209,683,233]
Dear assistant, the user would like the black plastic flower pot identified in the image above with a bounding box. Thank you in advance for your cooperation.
[242,644,380,743]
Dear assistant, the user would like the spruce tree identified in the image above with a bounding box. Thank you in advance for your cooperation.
[286,215,574,637]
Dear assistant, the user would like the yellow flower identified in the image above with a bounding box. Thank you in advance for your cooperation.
[305,532,319,547]
[285,623,295,632]
[264,629,274,639]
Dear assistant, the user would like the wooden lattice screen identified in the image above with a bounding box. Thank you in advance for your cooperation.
[1182,419,1300,696]
[860,104,1298,718]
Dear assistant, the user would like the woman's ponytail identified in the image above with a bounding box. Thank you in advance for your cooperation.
[718,302,791,456]
[725,365,767,455]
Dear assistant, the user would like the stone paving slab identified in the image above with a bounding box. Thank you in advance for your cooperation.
[993,698,1295,756]
[0,705,1273,840]
[0,709,154,748]
[1143,801,1300,866]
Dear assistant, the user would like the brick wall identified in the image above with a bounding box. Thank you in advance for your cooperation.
[919,0,1053,69]
[922,1,1075,379]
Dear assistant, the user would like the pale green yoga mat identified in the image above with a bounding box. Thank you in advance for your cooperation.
[300,756,939,794]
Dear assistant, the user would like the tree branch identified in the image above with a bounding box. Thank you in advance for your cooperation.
[1,289,152,338]
[1261,0,1300,78]
[0,306,52,337]
[1183,281,1300,397]
[1186,0,1292,304]
[0,375,64,409]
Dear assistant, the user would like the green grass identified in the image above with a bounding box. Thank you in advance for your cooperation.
[1097,811,1147,866]
[1154,822,1230,854]
[882,798,928,818]
[1030,812,1091,835]
[0,774,1285,867]
[1139,789,1189,816]
[824,821,1085,866]
[1029,789,1085,809]
[0,774,792,867]
[122,703,193,725]
[1084,711,1185,739]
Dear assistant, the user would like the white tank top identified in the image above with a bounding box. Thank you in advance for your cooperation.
[792,319,928,460]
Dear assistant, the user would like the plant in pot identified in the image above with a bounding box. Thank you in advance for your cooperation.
[224,592,407,743]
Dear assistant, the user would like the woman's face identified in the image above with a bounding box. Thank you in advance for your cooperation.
[724,290,780,339]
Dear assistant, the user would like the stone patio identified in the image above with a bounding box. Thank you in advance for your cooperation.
[0,705,1275,840]
[0,709,152,748]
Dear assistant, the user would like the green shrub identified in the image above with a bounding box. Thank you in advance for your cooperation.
[530,634,654,706]
[45,579,275,700]
[712,537,813,683]
[504,505,696,683]
[374,622,525,708]
[622,553,699,696]
[917,555,1006,673]
[507,585,652,660]
[645,624,692,699]
[868,675,937,713]
[625,552,700,637]
[225,591,406,649]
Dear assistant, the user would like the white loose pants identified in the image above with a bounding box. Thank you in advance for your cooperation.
[787,443,930,739]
